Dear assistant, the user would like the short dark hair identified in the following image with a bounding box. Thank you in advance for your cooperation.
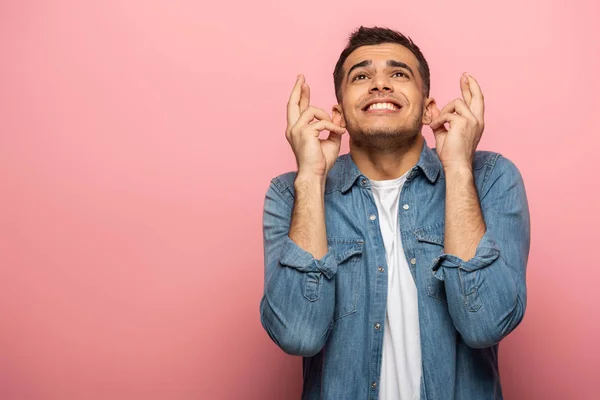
[333,26,430,102]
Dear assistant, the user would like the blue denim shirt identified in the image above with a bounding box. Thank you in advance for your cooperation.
[260,142,530,400]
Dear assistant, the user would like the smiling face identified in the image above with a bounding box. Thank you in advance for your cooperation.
[333,43,434,150]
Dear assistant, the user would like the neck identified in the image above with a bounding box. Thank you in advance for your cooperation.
[349,133,424,181]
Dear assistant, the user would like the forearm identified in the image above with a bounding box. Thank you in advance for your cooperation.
[289,174,328,259]
[444,166,486,260]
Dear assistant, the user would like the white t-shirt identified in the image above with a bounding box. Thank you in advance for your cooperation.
[371,172,421,400]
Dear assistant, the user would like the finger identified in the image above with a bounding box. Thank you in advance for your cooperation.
[324,130,344,147]
[460,73,472,107]
[299,83,310,114]
[431,120,447,139]
[430,104,441,122]
[438,98,475,119]
[465,74,485,120]
[296,106,333,126]
[287,75,305,127]
[308,120,347,136]
[430,112,459,131]
[428,105,446,135]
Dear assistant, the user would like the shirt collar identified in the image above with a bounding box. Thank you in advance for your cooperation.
[332,140,441,194]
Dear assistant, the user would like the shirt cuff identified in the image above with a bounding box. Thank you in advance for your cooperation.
[431,229,501,281]
[279,236,338,279]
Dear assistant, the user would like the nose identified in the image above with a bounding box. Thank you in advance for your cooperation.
[369,73,393,94]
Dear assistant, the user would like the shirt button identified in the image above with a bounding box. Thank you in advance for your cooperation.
[374,323,381,330]
[403,204,410,210]
[369,214,377,221]
[410,258,416,265]
[361,179,367,185]
[377,266,384,272]
[371,382,378,389]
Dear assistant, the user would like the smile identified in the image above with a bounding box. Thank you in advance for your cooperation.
[367,102,398,111]
[361,96,403,113]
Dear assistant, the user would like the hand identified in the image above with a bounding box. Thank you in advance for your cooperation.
[429,73,485,171]
[286,75,346,179]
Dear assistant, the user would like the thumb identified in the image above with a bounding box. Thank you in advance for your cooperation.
[429,105,447,136]
[326,129,344,147]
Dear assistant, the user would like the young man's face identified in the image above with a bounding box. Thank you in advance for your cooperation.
[334,43,434,147]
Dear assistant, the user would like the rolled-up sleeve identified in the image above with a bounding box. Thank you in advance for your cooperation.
[280,237,338,279]
[432,228,500,280]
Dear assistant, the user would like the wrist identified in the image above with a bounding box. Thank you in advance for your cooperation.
[294,172,326,191]
[443,161,473,176]
[444,165,475,188]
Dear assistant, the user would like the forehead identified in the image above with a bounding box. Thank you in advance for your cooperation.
[343,43,419,74]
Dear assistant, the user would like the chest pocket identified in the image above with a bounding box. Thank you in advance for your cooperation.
[414,226,447,304]
[328,238,364,320]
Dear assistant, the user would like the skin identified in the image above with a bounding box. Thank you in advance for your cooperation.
[285,43,486,261]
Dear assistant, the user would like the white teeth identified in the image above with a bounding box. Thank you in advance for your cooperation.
[367,102,398,111]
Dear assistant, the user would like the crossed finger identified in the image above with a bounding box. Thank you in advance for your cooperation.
[287,75,305,127]
[462,74,485,122]
[299,82,310,114]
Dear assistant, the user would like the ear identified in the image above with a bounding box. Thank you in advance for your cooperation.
[422,97,437,125]
[332,104,346,128]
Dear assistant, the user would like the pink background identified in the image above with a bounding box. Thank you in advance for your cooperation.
[1,1,598,399]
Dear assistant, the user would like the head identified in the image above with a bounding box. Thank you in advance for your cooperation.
[332,26,435,151]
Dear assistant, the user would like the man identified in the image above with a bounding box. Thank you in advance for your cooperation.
[260,26,530,400]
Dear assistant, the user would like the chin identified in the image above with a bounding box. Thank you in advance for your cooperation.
[362,124,414,136]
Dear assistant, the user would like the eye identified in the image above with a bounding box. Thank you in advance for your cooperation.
[352,74,368,82]
[393,71,408,78]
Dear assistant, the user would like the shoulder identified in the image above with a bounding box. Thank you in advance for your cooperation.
[471,150,522,177]
[271,171,297,193]
[470,151,526,200]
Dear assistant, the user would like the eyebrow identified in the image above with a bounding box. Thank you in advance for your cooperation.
[347,60,371,79]
[387,60,414,77]
[346,59,415,79]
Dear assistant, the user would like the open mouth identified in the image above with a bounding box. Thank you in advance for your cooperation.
[363,102,402,112]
